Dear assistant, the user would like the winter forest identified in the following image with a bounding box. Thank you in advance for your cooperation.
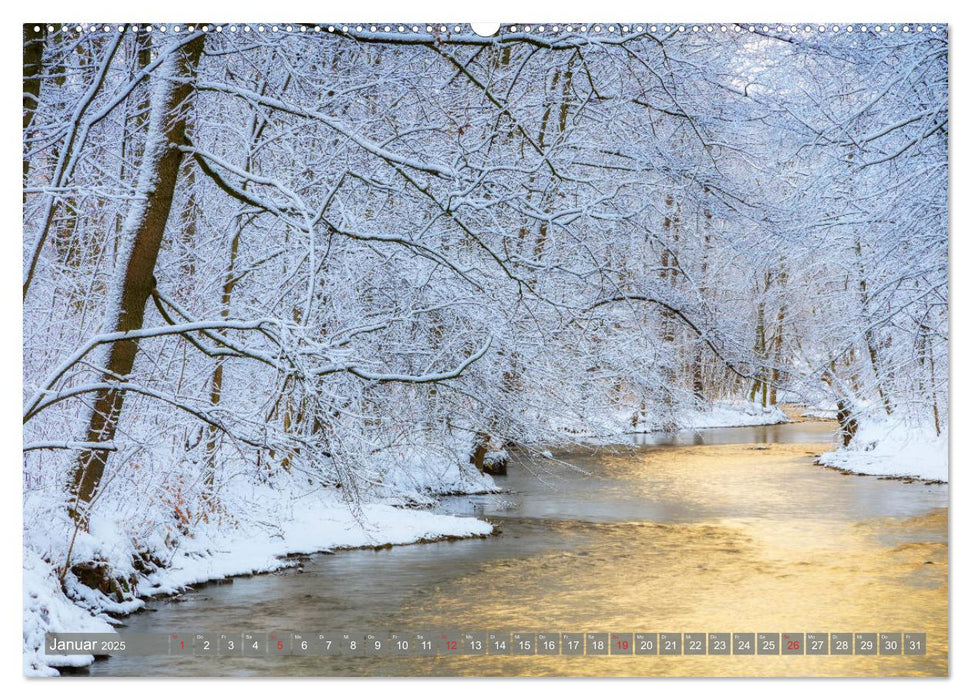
[23,23,948,674]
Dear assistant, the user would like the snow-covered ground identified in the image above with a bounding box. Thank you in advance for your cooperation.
[370,446,501,503]
[24,549,117,676]
[544,399,790,443]
[678,400,789,429]
[617,399,789,434]
[817,418,948,482]
[799,404,838,420]
[24,478,494,677]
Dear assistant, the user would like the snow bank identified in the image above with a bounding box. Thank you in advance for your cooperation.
[370,446,499,504]
[23,550,115,676]
[678,400,788,429]
[544,399,789,442]
[817,418,948,482]
[800,404,838,420]
[614,399,787,434]
[23,485,492,677]
[140,496,493,596]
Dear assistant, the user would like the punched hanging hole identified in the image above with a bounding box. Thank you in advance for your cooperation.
[471,22,501,37]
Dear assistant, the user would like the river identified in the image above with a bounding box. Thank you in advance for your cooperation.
[90,421,948,676]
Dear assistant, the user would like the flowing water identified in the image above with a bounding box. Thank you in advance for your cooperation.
[90,422,948,676]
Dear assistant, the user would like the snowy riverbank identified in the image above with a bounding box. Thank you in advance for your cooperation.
[613,399,789,435]
[24,474,495,677]
[678,401,789,430]
[817,418,948,483]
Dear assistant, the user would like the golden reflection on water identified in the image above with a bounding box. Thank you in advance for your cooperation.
[390,444,948,677]
[91,438,947,678]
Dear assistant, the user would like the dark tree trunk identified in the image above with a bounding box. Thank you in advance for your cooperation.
[70,36,205,528]
[835,399,859,447]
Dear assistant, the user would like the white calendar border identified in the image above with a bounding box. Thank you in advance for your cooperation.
[4,0,964,697]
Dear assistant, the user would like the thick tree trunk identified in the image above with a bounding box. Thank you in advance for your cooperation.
[69,36,205,528]
[835,399,859,447]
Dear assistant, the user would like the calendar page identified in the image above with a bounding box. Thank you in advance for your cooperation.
[22,20,948,679]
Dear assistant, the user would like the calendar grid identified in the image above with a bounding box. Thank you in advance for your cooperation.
[45,632,927,657]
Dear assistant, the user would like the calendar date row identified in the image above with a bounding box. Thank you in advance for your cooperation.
[47,631,927,657]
